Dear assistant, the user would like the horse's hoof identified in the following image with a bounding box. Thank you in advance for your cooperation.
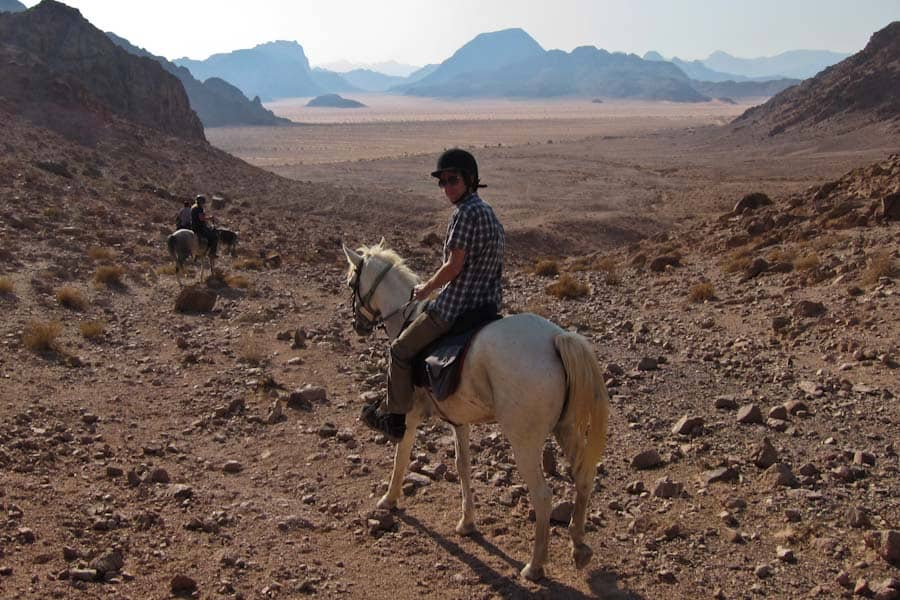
[520,563,545,581]
[376,496,397,510]
[455,520,476,536]
[572,543,593,570]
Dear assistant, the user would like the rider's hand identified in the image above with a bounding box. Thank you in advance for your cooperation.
[413,283,430,300]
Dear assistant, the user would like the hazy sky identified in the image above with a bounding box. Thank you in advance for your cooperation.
[23,0,900,66]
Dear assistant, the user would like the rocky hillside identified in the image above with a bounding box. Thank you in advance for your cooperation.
[106,32,292,128]
[732,21,900,136]
[0,1,204,142]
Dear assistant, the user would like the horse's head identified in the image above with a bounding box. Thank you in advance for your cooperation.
[342,239,417,337]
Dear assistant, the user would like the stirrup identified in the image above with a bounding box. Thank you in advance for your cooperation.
[360,403,406,442]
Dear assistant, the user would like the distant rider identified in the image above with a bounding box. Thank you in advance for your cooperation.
[190,194,218,257]
[175,199,192,230]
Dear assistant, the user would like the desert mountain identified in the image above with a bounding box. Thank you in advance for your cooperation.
[396,28,546,91]
[644,51,751,82]
[692,78,800,100]
[310,68,361,94]
[732,21,900,136]
[175,40,326,101]
[306,94,366,108]
[340,69,407,92]
[317,59,420,77]
[0,0,204,142]
[403,44,708,101]
[704,48,850,80]
[106,32,292,128]
[0,0,26,12]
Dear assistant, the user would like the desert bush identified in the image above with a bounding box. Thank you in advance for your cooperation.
[533,259,559,277]
[234,258,264,270]
[0,276,13,294]
[55,286,87,310]
[23,320,62,352]
[766,246,797,264]
[238,339,267,365]
[43,207,65,221]
[225,274,250,289]
[722,249,752,273]
[860,251,896,285]
[688,282,717,303]
[794,253,820,271]
[93,264,124,286]
[546,273,589,299]
[87,247,115,262]
[79,320,104,339]
[156,264,177,275]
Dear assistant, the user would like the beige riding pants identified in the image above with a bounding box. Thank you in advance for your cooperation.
[386,311,451,414]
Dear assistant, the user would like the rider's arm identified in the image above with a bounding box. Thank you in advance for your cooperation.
[415,248,464,299]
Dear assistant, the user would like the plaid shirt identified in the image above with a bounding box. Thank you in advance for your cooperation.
[430,193,505,322]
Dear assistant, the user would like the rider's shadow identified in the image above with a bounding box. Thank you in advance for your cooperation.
[396,512,643,600]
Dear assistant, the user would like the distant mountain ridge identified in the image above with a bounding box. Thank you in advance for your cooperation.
[0,0,204,142]
[107,32,292,128]
[704,49,850,80]
[0,0,26,12]
[399,31,707,101]
[317,59,420,77]
[732,21,900,136]
[176,41,324,101]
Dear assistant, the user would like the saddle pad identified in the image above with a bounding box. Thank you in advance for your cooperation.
[413,313,501,401]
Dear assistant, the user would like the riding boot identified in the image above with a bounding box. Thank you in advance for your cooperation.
[360,402,406,442]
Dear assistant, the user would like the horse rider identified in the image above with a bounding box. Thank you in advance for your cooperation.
[175,199,192,230]
[190,194,218,258]
[361,148,506,441]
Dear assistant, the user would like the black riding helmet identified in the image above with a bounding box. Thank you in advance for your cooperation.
[195,194,207,205]
[431,148,486,189]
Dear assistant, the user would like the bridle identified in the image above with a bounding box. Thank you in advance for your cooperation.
[349,259,417,337]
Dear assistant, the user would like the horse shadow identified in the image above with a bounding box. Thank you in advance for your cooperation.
[396,512,643,599]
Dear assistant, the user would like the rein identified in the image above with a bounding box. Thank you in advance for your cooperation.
[351,259,418,336]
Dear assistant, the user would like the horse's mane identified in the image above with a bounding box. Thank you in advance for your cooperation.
[357,244,419,286]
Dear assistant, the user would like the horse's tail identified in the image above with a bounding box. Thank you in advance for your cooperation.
[166,234,177,260]
[554,332,610,480]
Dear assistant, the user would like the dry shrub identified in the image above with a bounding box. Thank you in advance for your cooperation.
[88,247,115,262]
[93,264,124,286]
[861,251,896,285]
[0,276,13,294]
[533,259,559,277]
[156,264,177,275]
[546,273,589,299]
[604,270,622,286]
[688,282,717,303]
[239,339,267,365]
[794,253,820,272]
[722,249,752,273]
[224,274,250,289]
[55,286,87,310]
[79,320,104,339]
[766,246,797,264]
[43,207,65,221]
[234,258,263,270]
[23,320,62,352]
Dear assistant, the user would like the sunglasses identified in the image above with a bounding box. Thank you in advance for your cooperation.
[437,174,462,188]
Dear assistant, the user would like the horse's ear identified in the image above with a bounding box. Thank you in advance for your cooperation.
[342,244,363,268]
[378,236,387,248]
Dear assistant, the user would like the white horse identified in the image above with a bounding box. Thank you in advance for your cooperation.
[166,229,215,286]
[343,241,610,581]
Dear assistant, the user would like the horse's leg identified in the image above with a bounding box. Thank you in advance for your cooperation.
[556,424,594,569]
[377,405,423,510]
[510,439,552,581]
[453,424,476,535]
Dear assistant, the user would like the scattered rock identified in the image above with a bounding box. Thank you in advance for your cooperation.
[175,286,217,313]
[631,449,662,470]
[737,404,764,424]
[751,438,779,469]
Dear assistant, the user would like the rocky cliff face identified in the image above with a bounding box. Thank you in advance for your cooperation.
[732,22,900,136]
[0,0,205,142]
